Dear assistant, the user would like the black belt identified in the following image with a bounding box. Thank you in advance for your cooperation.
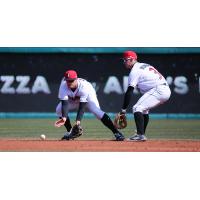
[160,83,167,86]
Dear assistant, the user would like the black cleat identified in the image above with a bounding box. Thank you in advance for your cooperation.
[61,131,83,140]
[61,132,74,140]
[114,132,125,141]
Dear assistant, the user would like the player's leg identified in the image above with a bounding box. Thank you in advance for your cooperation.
[130,86,170,141]
[133,112,145,135]
[130,89,159,141]
[143,85,170,134]
[143,110,149,134]
[135,85,171,115]
[101,113,125,141]
[87,99,125,141]
[63,117,72,132]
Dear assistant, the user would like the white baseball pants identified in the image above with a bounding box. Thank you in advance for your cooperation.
[133,85,171,114]
[56,96,105,119]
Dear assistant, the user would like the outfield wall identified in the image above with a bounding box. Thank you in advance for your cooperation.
[0,49,199,116]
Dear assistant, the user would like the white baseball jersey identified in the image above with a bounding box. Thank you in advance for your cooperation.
[57,78,105,119]
[128,62,167,93]
[58,78,97,103]
[128,62,171,114]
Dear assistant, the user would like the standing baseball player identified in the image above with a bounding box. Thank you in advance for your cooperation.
[118,51,171,141]
[54,69,125,141]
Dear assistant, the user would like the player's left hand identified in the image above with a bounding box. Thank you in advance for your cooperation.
[54,117,66,128]
[70,124,83,138]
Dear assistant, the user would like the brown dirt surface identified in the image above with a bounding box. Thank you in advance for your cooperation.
[0,139,200,152]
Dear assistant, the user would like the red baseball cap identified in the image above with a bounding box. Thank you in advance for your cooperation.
[123,51,137,60]
[64,70,78,80]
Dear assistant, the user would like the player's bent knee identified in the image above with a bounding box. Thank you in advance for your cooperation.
[133,105,145,113]
[96,112,105,120]
[93,110,105,120]
[88,104,105,119]
[143,110,149,114]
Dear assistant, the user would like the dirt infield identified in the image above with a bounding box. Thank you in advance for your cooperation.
[0,139,200,151]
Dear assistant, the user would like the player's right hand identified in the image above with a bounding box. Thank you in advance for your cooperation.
[54,117,66,128]
[113,113,127,129]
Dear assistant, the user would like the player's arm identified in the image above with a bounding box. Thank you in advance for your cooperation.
[121,86,134,113]
[114,86,134,129]
[121,69,138,113]
[76,102,87,125]
[76,89,89,125]
[61,100,69,121]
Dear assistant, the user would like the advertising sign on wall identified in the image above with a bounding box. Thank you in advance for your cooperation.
[0,53,199,113]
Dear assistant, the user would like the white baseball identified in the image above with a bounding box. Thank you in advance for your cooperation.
[40,134,46,140]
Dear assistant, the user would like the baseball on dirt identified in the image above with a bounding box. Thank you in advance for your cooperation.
[40,134,46,140]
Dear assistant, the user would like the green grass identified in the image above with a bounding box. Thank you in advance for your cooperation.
[0,118,199,140]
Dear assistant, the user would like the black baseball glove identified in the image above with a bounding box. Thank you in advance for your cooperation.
[70,124,83,139]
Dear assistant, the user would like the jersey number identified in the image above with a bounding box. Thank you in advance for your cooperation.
[149,67,163,80]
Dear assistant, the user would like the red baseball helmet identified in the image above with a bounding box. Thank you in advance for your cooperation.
[123,51,137,60]
[64,70,78,80]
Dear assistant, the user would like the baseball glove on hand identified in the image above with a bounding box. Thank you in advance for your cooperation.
[114,113,127,129]
[70,124,83,139]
